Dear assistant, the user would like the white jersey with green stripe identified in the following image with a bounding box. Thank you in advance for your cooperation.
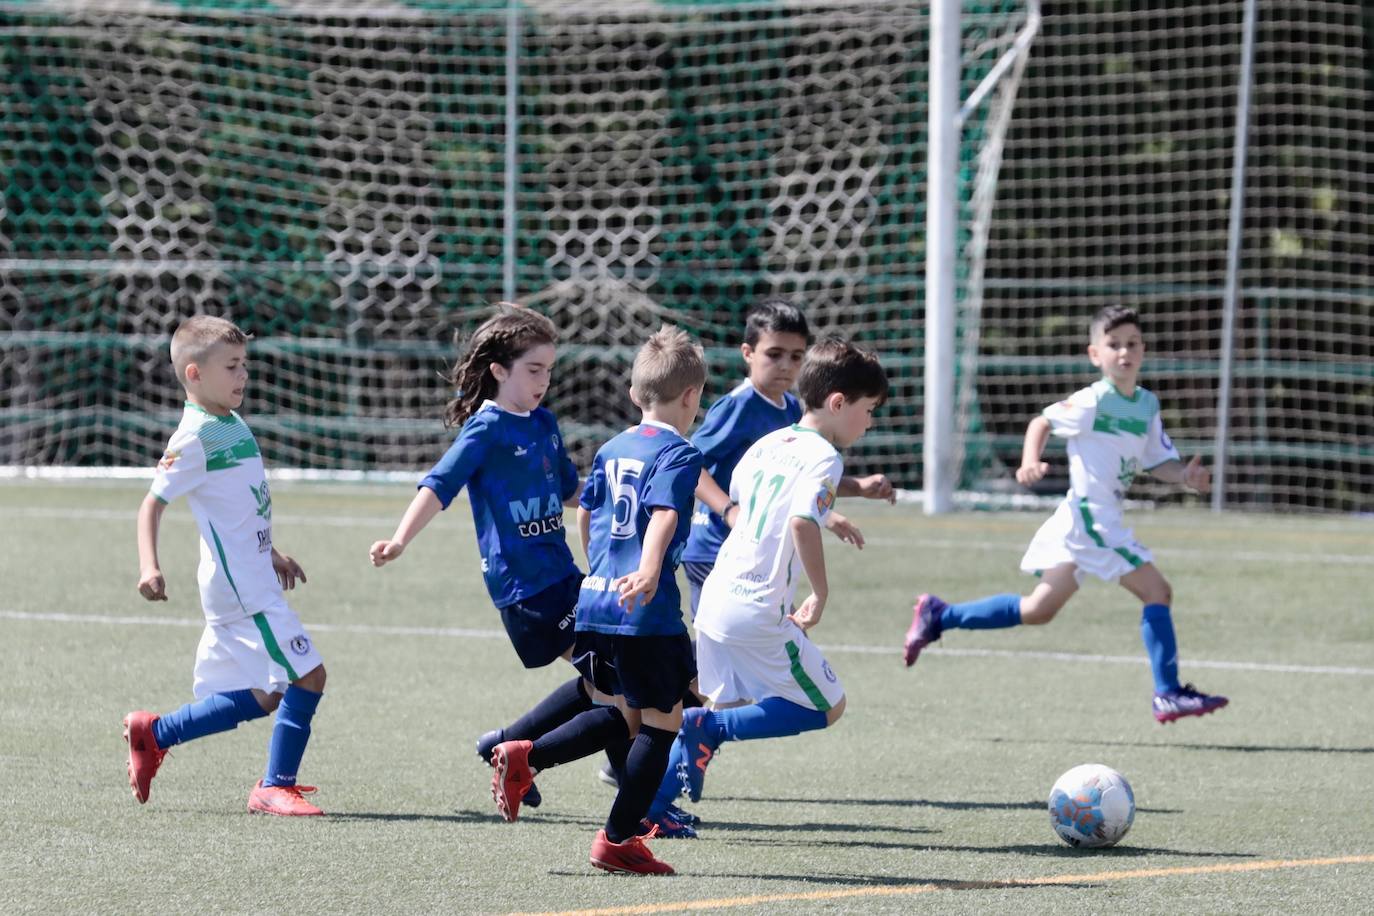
[1042,379,1180,525]
[694,424,842,646]
[150,403,281,624]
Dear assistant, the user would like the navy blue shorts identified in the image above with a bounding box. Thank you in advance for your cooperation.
[682,561,713,619]
[498,573,581,668]
[571,630,696,713]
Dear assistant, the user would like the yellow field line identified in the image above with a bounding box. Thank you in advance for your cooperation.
[511,854,1374,916]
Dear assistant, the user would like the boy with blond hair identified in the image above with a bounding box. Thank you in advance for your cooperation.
[489,325,705,875]
[125,315,328,815]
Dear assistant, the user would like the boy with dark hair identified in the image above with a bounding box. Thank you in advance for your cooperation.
[903,306,1229,724]
[664,335,889,813]
[488,325,706,875]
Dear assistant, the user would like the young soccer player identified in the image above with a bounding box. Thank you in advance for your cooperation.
[124,316,327,816]
[683,299,894,616]
[488,325,705,876]
[902,305,1229,724]
[648,336,888,822]
[369,303,591,808]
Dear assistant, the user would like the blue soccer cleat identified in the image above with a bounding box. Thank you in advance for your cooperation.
[903,593,947,667]
[1152,684,1229,724]
[677,708,722,803]
[639,810,698,840]
[477,729,541,808]
[664,802,700,827]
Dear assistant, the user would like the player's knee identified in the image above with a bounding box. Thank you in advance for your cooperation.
[1156,580,1173,607]
[825,696,846,727]
[1021,598,1062,625]
[293,663,326,693]
[252,688,283,713]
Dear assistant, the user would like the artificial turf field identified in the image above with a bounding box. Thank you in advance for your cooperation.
[2,479,1371,915]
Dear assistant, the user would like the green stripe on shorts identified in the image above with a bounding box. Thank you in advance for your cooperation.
[784,640,831,712]
[1077,498,1145,569]
[252,612,300,682]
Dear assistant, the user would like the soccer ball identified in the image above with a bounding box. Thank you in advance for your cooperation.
[1048,764,1135,848]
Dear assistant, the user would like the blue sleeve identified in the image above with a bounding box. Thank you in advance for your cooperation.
[554,422,579,502]
[579,452,605,511]
[691,395,746,467]
[418,414,494,509]
[643,442,703,513]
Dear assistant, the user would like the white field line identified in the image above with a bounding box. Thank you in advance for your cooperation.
[3,609,1371,678]
[3,506,1370,566]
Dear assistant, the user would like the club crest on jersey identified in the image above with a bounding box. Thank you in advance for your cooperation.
[822,660,837,683]
[288,635,311,656]
[250,480,272,520]
[815,482,836,514]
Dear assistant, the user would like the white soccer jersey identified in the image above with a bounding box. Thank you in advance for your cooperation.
[1042,379,1180,527]
[694,424,842,645]
[150,404,282,624]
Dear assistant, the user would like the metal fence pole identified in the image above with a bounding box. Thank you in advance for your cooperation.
[924,0,960,516]
[502,0,520,303]
[1212,0,1260,511]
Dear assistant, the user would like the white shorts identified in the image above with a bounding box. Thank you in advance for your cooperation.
[1019,498,1154,585]
[193,601,323,699]
[696,622,844,713]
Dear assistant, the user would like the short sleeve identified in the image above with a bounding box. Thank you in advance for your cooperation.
[691,395,746,465]
[149,427,207,504]
[419,414,494,509]
[1042,389,1097,438]
[643,441,703,513]
[788,454,842,526]
[553,424,580,502]
[579,452,606,511]
[1142,411,1181,469]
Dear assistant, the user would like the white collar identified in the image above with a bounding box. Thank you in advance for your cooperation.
[748,380,787,410]
[482,398,531,418]
[639,419,681,436]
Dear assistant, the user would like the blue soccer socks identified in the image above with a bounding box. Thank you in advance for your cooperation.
[711,698,828,741]
[152,689,267,749]
[262,685,322,788]
[1140,603,1181,694]
[941,593,1023,631]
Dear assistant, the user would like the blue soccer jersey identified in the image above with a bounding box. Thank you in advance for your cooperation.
[577,421,703,636]
[681,380,803,565]
[419,401,580,608]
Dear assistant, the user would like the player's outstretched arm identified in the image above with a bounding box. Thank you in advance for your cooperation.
[614,507,676,610]
[787,516,828,631]
[837,473,895,503]
[1148,455,1211,494]
[695,468,740,528]
[136,493,168,601]
[271,548,307,590]
[370,486,443,567]
[824,511,865,549]
[1016,415,1053,486]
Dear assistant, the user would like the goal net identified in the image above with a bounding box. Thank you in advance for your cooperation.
[0,0,1024,486]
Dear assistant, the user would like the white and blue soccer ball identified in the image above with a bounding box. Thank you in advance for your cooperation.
[1048,764,1135,848]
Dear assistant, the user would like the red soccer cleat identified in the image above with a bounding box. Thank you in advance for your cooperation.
[491,740,534,822]
[590,827,676,875]
[123,711,167,804]
[247,780,325,816]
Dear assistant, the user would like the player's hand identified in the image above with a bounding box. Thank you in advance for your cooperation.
[369,539,405,567]
[1183,455,1211,494]
[855,474,896,504]
[1016,461,1050,486]
[137,568,167,602]
[824,512,865,550]
[787,593,826,632]
[723,503,741,529]
[614,571,658,610]
[273,552,307,590]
